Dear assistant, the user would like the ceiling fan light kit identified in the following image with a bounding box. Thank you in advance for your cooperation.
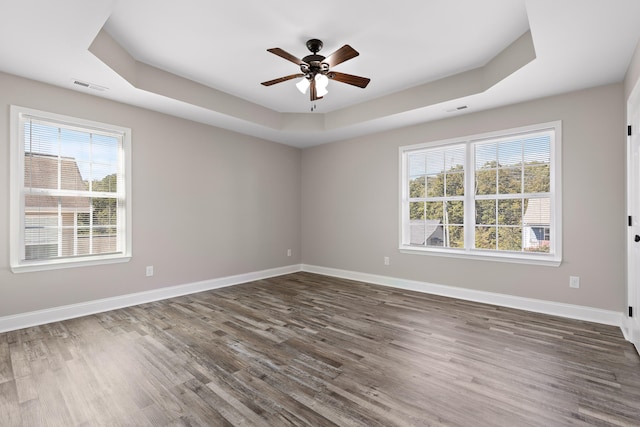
[261,38,370,102]
[296,77,310,94]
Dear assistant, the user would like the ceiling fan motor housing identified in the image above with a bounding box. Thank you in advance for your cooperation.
[306,39,323,53]
[301,39,330,78]
[301,57,329,79]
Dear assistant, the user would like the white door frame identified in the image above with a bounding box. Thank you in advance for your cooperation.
[626,81,640,354]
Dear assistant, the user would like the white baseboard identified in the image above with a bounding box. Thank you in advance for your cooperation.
[0,263,627,337]
[301,264,625,328]
[0,264,302,333]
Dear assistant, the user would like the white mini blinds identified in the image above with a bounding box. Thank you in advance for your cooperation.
[400,122,561,266]
[10,106,132,272]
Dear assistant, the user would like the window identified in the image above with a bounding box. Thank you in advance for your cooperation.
[10,106,132,272]
[400,122,561,266]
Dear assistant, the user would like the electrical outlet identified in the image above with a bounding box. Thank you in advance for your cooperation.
[384,256,390,266]
[287,249,292,257]
[569,276,580,288]
[146,265,154,277]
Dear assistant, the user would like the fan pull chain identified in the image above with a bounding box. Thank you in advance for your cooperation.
[311,103,317,112]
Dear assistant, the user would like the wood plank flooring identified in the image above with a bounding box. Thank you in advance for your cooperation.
[1,272,639,426]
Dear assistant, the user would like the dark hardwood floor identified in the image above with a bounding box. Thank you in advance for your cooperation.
[1,272,639,426]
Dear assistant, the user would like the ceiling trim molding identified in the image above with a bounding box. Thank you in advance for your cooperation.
[89,27,535,141]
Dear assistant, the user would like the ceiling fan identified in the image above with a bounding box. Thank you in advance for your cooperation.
[261,39,371,102]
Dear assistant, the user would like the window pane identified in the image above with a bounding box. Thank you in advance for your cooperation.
[497,199,522,226]
[59,128,90,162]
[426,174,444,197]
[498,139,522,167]
[60,157,88,191]
[409,176,425,198]
[445,146,465,170]
[93,198,118,226]
[523,197,551,252]
[24,195,55,213]
[75,227,118,256]
[475,226,496,250]
[91,173,118,193]
[426,151,444,175]
[25,194,92,214]
[410,202,425,220]
[446,172,464,196]
[447,201,464,224]
[447,226,464,248]
[24,195,97,260]
[25,244,58,260]
[77,212,90,227]
[25,122,57,157]
[498,167,522,194]
[92,134,119,160]
[524,165,550,193]
[475,200,496,225]
[408,152,426,176]
[410,221,426,246]
[472,131,552,255]
[524,228,551,253]
[523,197,550,225]
[475,169,496,195]
[24,153,58,190]
[425,202,444,247]
[498,227,522,251]
[475,143,497,169]
[405,145,466,249]
[25,215,58,249]
[523,135,550,164]
[426,224,444,247]
[425,201,443,222]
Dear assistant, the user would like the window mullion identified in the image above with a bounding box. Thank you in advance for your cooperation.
[465,141,474,251]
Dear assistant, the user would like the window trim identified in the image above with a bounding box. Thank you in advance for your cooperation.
[10,105,132,273]
[399,121,562,267]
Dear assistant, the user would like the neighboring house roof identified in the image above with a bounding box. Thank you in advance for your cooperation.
[24,153,90,211]
[523,198,550,226]
[410,219,443,245]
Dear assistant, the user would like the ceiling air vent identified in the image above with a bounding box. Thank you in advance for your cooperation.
[72,79,108,91]
[445,105,469,113]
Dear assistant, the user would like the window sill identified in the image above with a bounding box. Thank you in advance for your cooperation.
[399,246,561,267]
[10,254,132,274]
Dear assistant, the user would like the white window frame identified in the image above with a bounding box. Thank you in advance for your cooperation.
[10,105,132,273]
[399,121,562,266]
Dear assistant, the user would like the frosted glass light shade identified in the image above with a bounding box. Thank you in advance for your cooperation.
[296,77,310,94]
[315,74,329,96]
[315,73,329,88]
[316,84,328,97]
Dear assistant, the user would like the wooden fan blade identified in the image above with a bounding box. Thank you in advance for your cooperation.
[267,48,305,65]
[330,72,371,88]
[310,78,323,101]
[324,45,359,67]
[261,74,304,86]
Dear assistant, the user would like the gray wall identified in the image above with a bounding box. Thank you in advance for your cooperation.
[0,72,302,317]
[0,71,631,317]
[302,84,626,311]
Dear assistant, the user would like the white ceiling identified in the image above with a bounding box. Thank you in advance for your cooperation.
[1,0,639,148]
